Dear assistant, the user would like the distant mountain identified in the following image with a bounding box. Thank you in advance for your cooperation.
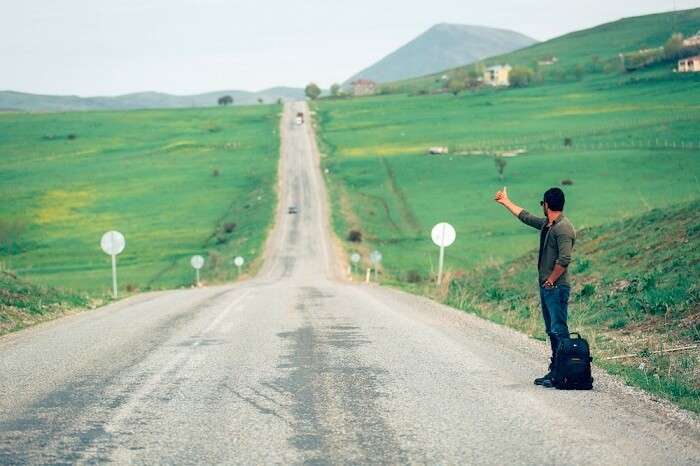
[0,87,305,112]
[345,23,537,84]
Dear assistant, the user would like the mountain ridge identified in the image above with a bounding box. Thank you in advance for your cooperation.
[344,23,537,84]
[0,87,305,112]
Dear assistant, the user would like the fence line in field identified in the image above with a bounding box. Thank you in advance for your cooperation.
[452,139,699,155]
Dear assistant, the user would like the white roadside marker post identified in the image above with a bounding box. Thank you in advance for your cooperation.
[191,255,204,287]
[370,250,382,283]
[111,255,117,294]
[431,222,456,286]
[350,253,360,280]
[234,256,244,276]
[100,231,126,299]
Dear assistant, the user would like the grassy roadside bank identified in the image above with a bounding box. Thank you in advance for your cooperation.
[0,269,98,336]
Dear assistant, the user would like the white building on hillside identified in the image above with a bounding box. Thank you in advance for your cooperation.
[538,56,558,66]
[350,79,377,96]
[678,55,700,72]
[484,65,512,86]
[683,31,700,47]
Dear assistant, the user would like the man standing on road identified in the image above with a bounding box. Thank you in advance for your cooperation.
[494,187,576,388]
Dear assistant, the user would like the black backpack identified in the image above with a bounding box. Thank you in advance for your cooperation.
[552,333,593,390]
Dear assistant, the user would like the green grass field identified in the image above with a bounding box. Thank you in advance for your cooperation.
[0,105,280,294]
[315,71,700,278]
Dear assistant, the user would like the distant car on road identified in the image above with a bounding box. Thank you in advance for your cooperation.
[288,206,298,214]
[295,112,304,125]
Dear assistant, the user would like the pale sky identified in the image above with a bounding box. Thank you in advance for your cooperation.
[1,0,698,96]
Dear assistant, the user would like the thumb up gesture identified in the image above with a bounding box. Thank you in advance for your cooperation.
[494,186,509,205]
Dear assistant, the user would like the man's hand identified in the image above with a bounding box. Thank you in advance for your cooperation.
[494,186,509,205]
[494,187,523,217]
[544,264,567,288]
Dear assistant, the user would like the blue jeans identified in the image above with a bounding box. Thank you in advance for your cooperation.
[539,284,570,360]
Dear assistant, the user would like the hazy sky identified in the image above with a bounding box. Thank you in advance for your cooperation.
[2,0,698,95]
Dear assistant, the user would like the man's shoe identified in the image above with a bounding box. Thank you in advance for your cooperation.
[534,372,554,388]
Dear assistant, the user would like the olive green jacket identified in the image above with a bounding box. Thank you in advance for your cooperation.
[518,210,576,287]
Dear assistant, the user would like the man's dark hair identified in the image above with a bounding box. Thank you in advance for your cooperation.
[543,187,565,211]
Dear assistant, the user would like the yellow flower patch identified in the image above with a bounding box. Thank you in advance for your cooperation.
[36,189,95,225]
[340,144,424,157]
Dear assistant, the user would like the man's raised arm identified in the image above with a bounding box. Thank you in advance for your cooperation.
[494,187,546,230]
[494,187,523,217]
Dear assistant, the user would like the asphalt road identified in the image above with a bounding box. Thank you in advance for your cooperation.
[1,102,699,465]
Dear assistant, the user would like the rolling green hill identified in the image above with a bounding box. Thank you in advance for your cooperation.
[0,105,281,294]
[486,7,700,67]
[0,87,304,112]
[389,7,700,92]
[345,23,536,84]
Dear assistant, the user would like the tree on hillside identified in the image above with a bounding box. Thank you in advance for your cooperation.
[218,95,233,106]
[379,84,399,95]
[330,83,341,97]
[509,66,535,88]
[603,57,624,74]
[305,83,321,100]
[447,78,466,96]
[494,155,507,181]
[257,98,264,104]
[446,70,468,95]
[587,55,603,73]
[663,33,684,60]
[466,65,484,88]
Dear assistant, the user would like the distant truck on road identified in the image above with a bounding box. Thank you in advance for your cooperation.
[295,112,304,125]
